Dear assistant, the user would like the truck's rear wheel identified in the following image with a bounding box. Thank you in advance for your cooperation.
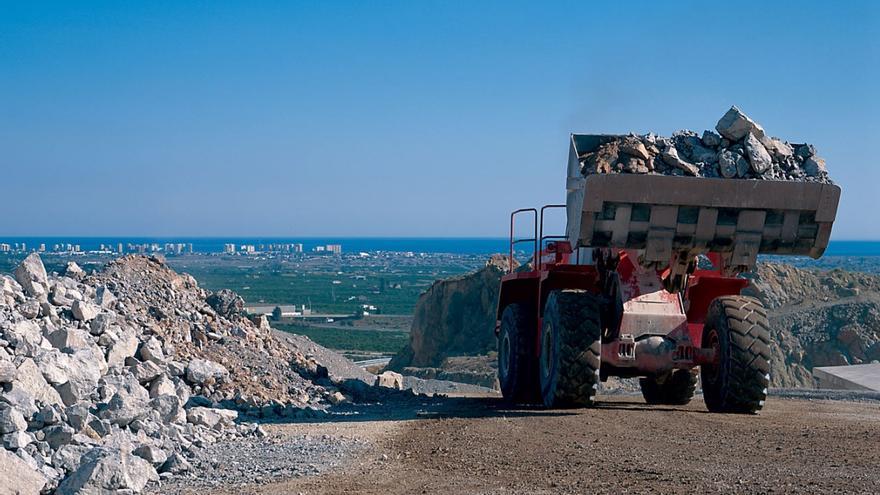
[539,290,601,408]
[639,369,698,405]
[498,303,540,404]
[701,296,771,414]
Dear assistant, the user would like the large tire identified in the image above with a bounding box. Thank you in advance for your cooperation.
[701,296,771,414]
[498,304,540,404]
[539,290,602,408]
[639,369,698,405]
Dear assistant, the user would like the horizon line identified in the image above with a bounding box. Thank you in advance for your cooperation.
[0,235,879,242]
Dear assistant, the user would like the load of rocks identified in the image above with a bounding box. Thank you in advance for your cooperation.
[0,254,350,494]
[578,106,832,183]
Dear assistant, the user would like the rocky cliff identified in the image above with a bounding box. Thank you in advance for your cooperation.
[744,263,880,387]
[392,259,880,389]
[387,255,515,371]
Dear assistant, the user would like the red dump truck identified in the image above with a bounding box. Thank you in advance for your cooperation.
[496,134,841,413]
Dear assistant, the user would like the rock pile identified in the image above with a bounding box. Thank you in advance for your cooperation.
[578,106,832,183]
[0,254,349,493]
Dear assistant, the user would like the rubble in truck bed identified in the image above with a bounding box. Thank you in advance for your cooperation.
[0,254,380,494]
[578,106,832,183]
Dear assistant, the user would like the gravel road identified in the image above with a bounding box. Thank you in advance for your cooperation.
[161,392,880,494]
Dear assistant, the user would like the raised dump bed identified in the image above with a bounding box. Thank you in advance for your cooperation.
[565,134,841,268]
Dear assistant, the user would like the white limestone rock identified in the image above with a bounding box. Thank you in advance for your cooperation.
[71,300,99,322]
[715,105,766,141]
[185,358,228,385]
[12,358,64,408]
[64,261,86,280]
[14,253,48,298]
[55,446,158,494]
[743,132,772,174]
[0,406,28,434]
[186,406,238,428]
[0,446,48,494]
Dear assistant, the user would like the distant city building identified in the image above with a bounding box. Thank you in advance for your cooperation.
[326,244,342,254]
[163,243,185,255]
[224,243,236,254]
[118,243,124,254]
[38,244,46,252]
[0,244,9,252]
[314,246,325,252]
[293,243,303,253]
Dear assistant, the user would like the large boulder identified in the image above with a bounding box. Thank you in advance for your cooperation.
[186,406,238,428]
[4,320,43,356]
[0,360,16,383]
[97,375,151,426]
[64,262,85,280]
[0,446,47,494]
[129,360,164,384]
[12,358,64,408]
[149,394,185,424]
[206,289,244,319]
[185,358,228,385]
[46,327,91,351]
[138,336,165,364]
[0,405,27,433]
[744,132,772,174]
[55,446,158,494]
[106,329,139,368]
[13,253,48,298]
[54,348,106,406]
[375,371,404,390]
[133,444,168,467]
[98,392,150,427]
[34,349,71,385]
[715,105,766,141]
[71,300,100,322]
[0,387,38,418]
[148,374,175,398]
[659,146,700,176]
[3,430,32,449]
[388,256,513,370]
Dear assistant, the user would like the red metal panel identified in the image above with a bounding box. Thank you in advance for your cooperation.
[685,275,749,324]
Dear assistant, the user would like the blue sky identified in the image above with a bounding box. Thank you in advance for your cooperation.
[1,1,877,238]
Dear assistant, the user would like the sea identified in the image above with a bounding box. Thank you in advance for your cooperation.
[0,237,879,256]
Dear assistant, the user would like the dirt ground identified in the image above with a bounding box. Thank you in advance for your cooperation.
[190,393,880,495]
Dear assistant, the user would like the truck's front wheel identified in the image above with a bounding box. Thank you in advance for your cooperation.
[498,303,540,404]
[539,290,602,408]
[701,296,771,414]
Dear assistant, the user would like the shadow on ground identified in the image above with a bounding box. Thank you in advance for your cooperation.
[254,392,714,425]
